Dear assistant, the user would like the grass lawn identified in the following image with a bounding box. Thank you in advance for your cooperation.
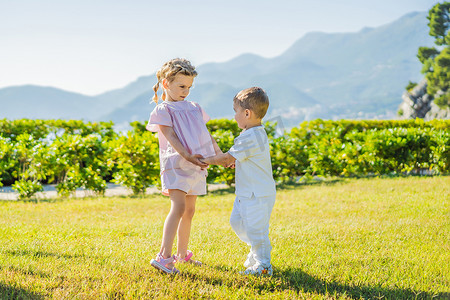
[0,176,449,299]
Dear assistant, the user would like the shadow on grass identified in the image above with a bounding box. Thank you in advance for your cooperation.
[209,174,450,196]
[274,267,446,300]
[5,249,86,260]
[206,186,235,196]
[207,178,347,196]
[202,265,446,299]
[0,265,51,281]
[276,178,345,190]
[0,265,48,299]
[0,283,44,300]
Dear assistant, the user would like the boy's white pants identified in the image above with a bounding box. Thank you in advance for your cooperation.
[229,193,276,268]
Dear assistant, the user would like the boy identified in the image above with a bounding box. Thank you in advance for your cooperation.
[201,87,276,275]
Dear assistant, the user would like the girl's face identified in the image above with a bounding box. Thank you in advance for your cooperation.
[164,74,194,102]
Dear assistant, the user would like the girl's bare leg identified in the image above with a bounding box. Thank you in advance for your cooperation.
[160,189,187,264]
[177,195,197,258]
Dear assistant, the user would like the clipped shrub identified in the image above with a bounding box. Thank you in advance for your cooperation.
[10,133,47,199]
[0,137,15,187]
[0,118,448,197]
[429,129,450,173]
[107,131,159,195]
[45,133,109,197]
[12,179,43,200]
[270,136,309,182]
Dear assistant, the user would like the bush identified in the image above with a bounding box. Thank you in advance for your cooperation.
[12,179,43,200]
[430,129,450,173]
[0,118,449,196]
[270,136,309,182]
[0,137,15,187]
[45,134,110,197]
[107,131,160,195]
[10,133,47,199]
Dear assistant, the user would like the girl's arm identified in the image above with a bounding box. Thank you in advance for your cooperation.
[201,152,235,167]
[159,125,208,168]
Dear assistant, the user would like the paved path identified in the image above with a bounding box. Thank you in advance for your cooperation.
[0,183,229,200]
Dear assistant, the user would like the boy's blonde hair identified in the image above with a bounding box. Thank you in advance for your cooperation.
[152,58,197,103]
[233,87,269,119]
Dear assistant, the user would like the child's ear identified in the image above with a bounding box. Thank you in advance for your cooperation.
[245,109,251,118]
[162,78,169,89]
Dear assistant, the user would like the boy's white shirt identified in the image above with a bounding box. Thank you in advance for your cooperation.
[228,126,276,198]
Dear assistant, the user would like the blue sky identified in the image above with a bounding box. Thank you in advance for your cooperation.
[0,0,440,95]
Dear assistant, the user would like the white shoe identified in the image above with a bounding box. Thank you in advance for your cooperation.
[244,252,256,268]
[241,264,273,276]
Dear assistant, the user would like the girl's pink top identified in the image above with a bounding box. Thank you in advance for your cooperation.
[146,100,215,175]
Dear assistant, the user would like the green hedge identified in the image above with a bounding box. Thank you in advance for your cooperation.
[288,119,450,177]
[1,118,449,199]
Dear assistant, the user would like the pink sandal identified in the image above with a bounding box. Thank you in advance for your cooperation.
[176,250,202,266]
[150,253,180,274]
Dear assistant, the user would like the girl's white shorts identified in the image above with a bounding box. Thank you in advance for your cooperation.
[161,168,207,196]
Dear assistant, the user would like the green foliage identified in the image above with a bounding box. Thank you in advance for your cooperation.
[0,119,117,142]
[206,118,240,136]
[354,128,435,174]
[0,119,117,198]
[270,136,309,182]
[11,179,43,200]
[286,119,450,179]
[0,137,15,187]
[129,120,147,133]
[405,81,417,92]
[107,131,159,195]
[427,2,450,46]
[11,133,47,199]
[415,2,450,109]
[0,118,449,195]
[435,92,450,108]
[47,134,109,197]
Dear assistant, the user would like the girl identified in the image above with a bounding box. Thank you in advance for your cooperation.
[146,58,222,274]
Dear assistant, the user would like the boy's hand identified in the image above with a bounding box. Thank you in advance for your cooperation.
[227,163,235,169]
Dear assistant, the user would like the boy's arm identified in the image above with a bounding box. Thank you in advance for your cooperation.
[201,152,235,167]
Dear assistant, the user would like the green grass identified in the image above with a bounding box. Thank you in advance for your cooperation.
[0,176,449,299]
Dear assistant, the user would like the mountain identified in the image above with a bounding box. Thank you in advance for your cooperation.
[194,11,432,121]
[0,11,434,126]
[103,11,432,126]
[103,83,240,123]
[0,85,101,120]
[95,75,155,109]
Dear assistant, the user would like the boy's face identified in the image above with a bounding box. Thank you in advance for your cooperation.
[233,101,248,129]
[164,74,194,102]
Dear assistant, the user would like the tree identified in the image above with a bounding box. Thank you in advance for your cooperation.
[417,2,450,109]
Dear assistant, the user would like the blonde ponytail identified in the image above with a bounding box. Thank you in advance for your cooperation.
[152,82,159,104]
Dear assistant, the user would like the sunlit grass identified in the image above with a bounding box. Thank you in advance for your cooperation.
[0,176,449,299]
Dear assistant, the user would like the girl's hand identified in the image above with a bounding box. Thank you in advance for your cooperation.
[227,163,235,169]
[188,154,209,168]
